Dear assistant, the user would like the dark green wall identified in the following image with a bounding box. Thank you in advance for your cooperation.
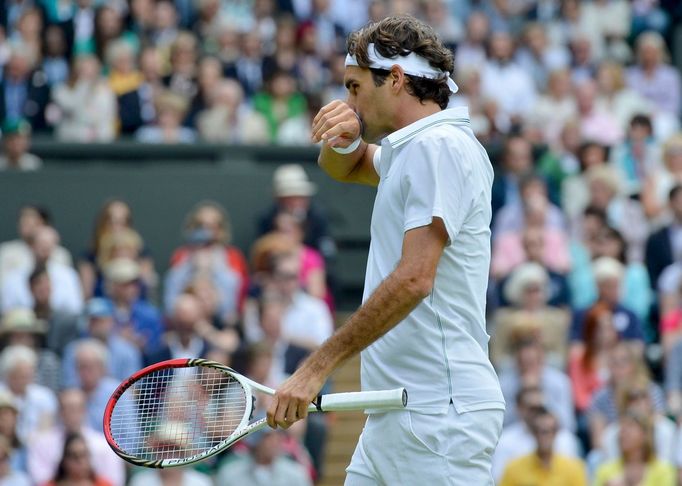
[0,143,377,308]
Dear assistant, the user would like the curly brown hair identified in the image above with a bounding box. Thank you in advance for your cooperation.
[347,15,454,110]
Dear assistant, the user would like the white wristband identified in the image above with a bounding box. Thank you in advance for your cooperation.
[331,137,362,154]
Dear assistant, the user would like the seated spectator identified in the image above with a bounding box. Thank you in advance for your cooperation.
[535,119,582,206]
[117,47,164,135]
[588,342,665,450]
[72,339,119,431]
[570,229,652,323]
[144,293,211,365]
[253,70,307,143]
[0,206,71,287]
[129,467,212,486]
[43,432,113,486]
[0,435,30,486]
[524,69,576,147]
[0,118,41,171]
[41,26,69,87]
[626,31,681,117]
[562,142,610,226]
[196,79,269,143]
[102,257,163,354]
[574,79,623,147]
[170,201,249,312]
[78,199,157,301]
[569,302,620,415]
[0,391,26,473]
[48,54,117,142]
[29,266,80,356]
[0,42,50,132]
[499,408,587,486]
[492,385,581,483]
[591,378,677,471]
[596,61,653,135]
[593,411,676,486]
[62,298,142,388]
[216,427,312,486]
[570,257,645,355]
[498,333,575,432]
[641,135,682,222]
[2,227,83,315]
[610,114,661,197]
[135,89,197,143]
[0,345,57,443]
[491,136,534,221]
[492,174,570,279]
[27,389,124,486]
[0,308,60,392]
[490,263,570,369]
[105,40,142,97]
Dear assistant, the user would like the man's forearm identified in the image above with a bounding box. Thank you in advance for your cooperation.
[299,265,429,379]
[317,142,369,182]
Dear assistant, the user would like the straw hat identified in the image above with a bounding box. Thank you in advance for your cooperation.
[504,262,549,306]
[592,257,625,282]
[0,309,46,335]
[104,258,141,284]
[273,164,316,197]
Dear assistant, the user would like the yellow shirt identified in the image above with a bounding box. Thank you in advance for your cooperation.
[109,71,143,96]
[594,459,676,486]
[499,453,587,486]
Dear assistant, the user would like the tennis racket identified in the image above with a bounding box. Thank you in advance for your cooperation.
[103,358,407,468]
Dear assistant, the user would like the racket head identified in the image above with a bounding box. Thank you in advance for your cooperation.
[103,358,255,468]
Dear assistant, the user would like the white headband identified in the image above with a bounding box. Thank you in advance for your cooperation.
[345,43,458,94]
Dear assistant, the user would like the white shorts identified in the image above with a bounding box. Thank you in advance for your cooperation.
[345,403,503,485]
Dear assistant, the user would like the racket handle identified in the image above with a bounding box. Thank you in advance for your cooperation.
[310,388,408,412]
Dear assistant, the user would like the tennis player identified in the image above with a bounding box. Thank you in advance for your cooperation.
[267,15,505,484]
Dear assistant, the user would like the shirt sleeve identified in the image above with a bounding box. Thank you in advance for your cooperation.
[400,134,474,242]
[372,146,382,174]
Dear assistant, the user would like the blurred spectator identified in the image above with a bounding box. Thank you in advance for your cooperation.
[41,26,69,87]
[626,31,681,117]
[596,62,653,135]
[587,342,665,450]
[561,141,609,224]
[0,390,25,473]
[455,11,489,73]
[499,408,587,486]
[103,257,163,353]
[492,385,581,483]
[117,47,164,135]
[196,78,269,143]
[163,31,199,104]
[27,389,124,486]
[525,69,577,147]
[294,22,331,96]
[580,0,631,62]
[569,229,652,323]
[187,56,224,123]
[498,333,575,431]
[169,201,249,313]
[568,302,620,415]
[62,298,141,388]
[491,136,534,220]
[128,467,212,486]
[610,114,661,197]
[43,432,113,486]
[144,293,211,365]
[68,0,96,55]
[1,226,83,315]
[0,42,50,131]
[0,434,30,486]
[258,164,337,263]
[134,89,197,143]
[320,51,346,104]
[0,308,61,392]
[641,135,682,221]
[516,23,570,92]
[567,34,598,86]
[491,263,570,369]
[73,339,119,431]
[253,70,307,142]
[79,199,157,300]
[665,339,682,418]
[261,15,297,79]
[0,117,41,171]
[574,79,623,146]
[536,119,582,202]
[0,345,58,443]
[593,411,676,486]
[151,0,180,51]
[216,427,312,486]
[569,257,646,352]
[481,31,537,123]
[226,30,265,98]
[105,40,142,97]
[421,0,463,48]
[48,54,117,142]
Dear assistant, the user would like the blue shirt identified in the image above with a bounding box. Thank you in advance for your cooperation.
[109,299,164,353]
[4,79,27,120]
[570,303,644,342]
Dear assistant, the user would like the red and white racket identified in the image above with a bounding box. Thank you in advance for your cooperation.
[103,358,407,468]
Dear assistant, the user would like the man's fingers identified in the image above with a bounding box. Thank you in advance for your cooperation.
[266,396,279,429]
[311,104,359,142]
[312,99,344,127]
[325,121,363,147]
[297,399,309,422]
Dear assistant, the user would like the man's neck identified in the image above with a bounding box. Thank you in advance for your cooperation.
[391,100,442,132]
[536,450,553,468]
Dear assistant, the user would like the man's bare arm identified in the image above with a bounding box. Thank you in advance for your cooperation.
[312,100,379,186]
[267,217,449,428]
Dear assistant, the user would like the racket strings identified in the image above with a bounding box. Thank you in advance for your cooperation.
[109,366,248,461]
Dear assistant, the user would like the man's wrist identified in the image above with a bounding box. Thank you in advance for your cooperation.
[331,137,362,154]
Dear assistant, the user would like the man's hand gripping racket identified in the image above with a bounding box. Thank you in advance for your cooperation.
[103,358,407,468]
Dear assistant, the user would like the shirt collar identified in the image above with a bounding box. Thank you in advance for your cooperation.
[383,106,470,150]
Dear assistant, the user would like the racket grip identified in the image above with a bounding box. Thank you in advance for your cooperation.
[311,388,408,412]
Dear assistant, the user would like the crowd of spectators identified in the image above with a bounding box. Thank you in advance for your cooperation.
[1,0,682,485]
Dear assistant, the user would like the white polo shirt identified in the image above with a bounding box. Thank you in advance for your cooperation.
[361,106,505,415]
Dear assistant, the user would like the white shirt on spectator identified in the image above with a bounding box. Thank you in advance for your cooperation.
[129,469,213,486]
[0,240,72,286]
[1,261,83,315]
[0,383,58,443]
[481,60,537,118]
[282,291,333,348]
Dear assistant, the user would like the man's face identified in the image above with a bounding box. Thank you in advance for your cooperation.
[532,414,557,454]
[344,66,392,144]
[3,134,28,159]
